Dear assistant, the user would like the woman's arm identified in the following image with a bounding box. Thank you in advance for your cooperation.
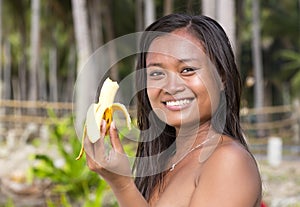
[84,120,149,207]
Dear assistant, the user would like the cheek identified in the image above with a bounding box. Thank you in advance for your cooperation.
[193,77,220,115]
[146,88,168,123]
[146,88,160,106]
[202,80,221,114]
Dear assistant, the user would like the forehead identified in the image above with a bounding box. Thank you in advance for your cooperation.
[147,30,206,61]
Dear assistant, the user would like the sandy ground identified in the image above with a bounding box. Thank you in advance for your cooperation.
[258,159,300,207]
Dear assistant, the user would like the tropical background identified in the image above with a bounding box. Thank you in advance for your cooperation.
[0,0,299,206]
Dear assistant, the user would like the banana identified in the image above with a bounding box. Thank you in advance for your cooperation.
[76,78,131,160]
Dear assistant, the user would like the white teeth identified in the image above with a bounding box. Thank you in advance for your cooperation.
[166,99,191,106]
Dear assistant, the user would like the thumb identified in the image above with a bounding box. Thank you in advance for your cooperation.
[109,121,125,154]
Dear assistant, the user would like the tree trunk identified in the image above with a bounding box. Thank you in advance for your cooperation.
[4,41,11,101]
[3,41,12,117]
[12,77,21,127]
[65,45,76,102]
[202,0,236,53]
[102,1,118,81]
[29,0,40,101]
[164,0,173,15]
[293,99,300,143]
[72,0,95,132]
[201,0,216,19]
[235,0,245,69]
[18,52,27,115]
[187,0,193,12]
[12,78,19,100]
[136,0,144,31]
[38,60,47,101]
[88,0,103,51]
[216,0,236,53]
[72,0,92,70]
[251,0,264,109]
[252,0,265,137]
[49,47,58,102]
[144,0,155,28]
[18,1,28,102]
[19,52,27,101]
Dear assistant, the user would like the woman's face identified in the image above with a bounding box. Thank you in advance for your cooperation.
[146,29,223,129]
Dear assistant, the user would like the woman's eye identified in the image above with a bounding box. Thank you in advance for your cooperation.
[148,70,165,79]
[150,71,163,76]
[181,67,197,74]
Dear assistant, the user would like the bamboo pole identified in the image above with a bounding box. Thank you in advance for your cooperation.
[0,99,73,110]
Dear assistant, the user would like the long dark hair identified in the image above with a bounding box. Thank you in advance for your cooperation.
[133,13,247,200]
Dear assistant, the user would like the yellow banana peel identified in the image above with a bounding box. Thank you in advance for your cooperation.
[76,78,131,160]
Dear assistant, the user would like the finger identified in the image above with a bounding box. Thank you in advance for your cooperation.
[109,121,125,154]
[100,119,107,137]
[94,137,106,163]
[94,119,107,162]
[86,152,102,172]
[84,119,106,160]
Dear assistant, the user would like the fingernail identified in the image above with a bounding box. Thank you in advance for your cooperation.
[100,119,106,136]
[111,121,116,130]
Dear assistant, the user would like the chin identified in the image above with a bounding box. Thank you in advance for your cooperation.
[168,116,212,129]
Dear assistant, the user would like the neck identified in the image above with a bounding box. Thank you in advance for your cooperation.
[174,121,214,157]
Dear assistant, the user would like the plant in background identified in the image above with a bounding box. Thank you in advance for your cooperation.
[3,198,15,207]
[280,50,300,98]
[30,113,116,206]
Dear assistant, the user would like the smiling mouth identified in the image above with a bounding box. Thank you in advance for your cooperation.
[164,98,193,107]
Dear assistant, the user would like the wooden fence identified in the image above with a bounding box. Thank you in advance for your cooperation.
[0,99,73,124]
[0,99,73,140]
[0,99,299,141]
[240,103,300,141]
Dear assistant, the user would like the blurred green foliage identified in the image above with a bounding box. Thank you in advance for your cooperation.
[29,113,117,206]
[279,50,300,96]
[3,199,14,207]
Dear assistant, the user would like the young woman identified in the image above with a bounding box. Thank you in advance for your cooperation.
[84,14,262,207]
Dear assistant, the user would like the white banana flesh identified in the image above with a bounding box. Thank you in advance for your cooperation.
[76,78,131,160]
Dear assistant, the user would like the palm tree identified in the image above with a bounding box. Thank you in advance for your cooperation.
[280,50,300,98]
[216,0,236,52]
[144,0,155,28]
[28,0,40,102]
[72,0,94,133]
[251,0,264,109]
[164,0,173,15]
[201,0,216,19]
[201,0,236,52]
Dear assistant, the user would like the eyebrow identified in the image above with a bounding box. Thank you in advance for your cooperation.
[146,62,164,68]
[146,58,199,68]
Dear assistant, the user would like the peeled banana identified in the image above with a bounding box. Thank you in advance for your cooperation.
[76,78,131,160]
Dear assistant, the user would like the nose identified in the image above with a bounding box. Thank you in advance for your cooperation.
[163,73,185,95]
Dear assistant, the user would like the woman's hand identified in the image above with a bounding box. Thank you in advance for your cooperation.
[84,120,132,189]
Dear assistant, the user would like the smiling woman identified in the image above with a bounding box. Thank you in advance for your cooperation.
[83,13,262,207]
[135,14,262,207]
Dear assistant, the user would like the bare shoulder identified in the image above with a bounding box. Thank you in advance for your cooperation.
[189,136,262,207]
[206,136,260,172]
